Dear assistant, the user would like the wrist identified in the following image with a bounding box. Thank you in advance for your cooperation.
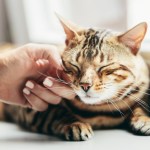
[0,53,8,77]
[0,53,10,100]
[0,50,18,99]
[0,51,14,76]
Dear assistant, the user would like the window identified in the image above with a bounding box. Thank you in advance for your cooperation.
[127,0,150,51]
[5,0,150,51]
[5,0,126,44]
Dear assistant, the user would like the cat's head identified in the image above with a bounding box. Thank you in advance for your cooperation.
[58,15,147,105]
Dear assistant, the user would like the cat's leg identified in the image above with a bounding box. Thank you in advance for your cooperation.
[8,105,94,141]
[129,105,150,135]
[50,111,94,141]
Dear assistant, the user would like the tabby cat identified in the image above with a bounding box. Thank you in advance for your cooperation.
[0,15,150,141]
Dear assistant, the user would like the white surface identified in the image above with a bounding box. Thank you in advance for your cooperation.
[0,122,150,150]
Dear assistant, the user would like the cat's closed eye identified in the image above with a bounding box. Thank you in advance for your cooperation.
[105,70,115,75]
[63,61,80,76]
[64,69,73,75]
[98,63,115,76]
[98,68,116,77]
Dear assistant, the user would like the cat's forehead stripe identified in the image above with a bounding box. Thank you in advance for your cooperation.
[82,29,102,49]
[99,31,112,50]
[100,52,104,63]
[81,29,112,60]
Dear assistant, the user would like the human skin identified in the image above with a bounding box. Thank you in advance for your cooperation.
[0,44,75,111]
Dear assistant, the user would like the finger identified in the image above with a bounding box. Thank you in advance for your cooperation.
[36,59,49,69]
[43,77,76,100]
[23,88,48,111]
[25,80,61,104]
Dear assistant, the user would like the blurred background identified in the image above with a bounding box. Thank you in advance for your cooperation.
[0,0,150,50]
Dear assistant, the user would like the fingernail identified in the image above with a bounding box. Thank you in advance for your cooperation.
[23,88,30,95]
[43,78,53,87]
[26,81,34,89]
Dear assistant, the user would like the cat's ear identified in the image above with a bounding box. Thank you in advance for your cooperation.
[118,22,147,55]
[56,13,80,45]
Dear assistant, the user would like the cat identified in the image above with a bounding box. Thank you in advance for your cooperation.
[0,15,150,141]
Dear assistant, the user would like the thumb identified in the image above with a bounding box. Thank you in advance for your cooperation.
[31,59,50,83]
[35,59,50,76]
[25,44,63,70]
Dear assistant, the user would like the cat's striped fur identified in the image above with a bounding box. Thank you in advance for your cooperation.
[0,17,150,141]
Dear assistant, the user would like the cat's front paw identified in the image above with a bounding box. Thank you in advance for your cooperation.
[63,122,93,141]
[131,116,150,135]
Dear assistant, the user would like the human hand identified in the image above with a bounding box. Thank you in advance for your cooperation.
[0,43,75,111]
[23,75,75,111]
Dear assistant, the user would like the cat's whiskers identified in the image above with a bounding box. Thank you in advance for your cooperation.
[87,81,149,114]
[101,87,125,117]
[54,77,72,86]
[122,100,134,115]
[56,69,73,86]
[109,100,125,117]
[125,86,150,96]
[115,87,149,107]
[119,86,150,102]
[106,100,114,114]
[109,90,134,115]
[127,95,150,112]
[103,87,133,114]
[37,71,73,86]
[103,86,147,115]
[126,93,149,109]
[114,89,150,112]
[105,81,150,96]
[37,71,49,77]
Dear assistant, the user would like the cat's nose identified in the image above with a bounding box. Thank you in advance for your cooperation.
[80,83,91,92]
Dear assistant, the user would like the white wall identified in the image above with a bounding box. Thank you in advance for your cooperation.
[127,0,150,51]
[0,0,10,43]
[4,0,29,44]
[127,0,150,42]
[69,0,127,31]
[4,0,127,44]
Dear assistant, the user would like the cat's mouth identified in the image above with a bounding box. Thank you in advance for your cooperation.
[75,90,112,105]
[85,95,91,98]
[81,94,98,99]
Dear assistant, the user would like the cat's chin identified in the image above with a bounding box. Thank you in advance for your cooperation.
[79,96,106,105]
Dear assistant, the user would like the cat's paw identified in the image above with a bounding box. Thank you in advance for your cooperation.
[63,122,94,141]
[130,116,150,135]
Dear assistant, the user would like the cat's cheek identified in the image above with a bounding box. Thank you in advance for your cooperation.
[95,86,118,99]
[74,90,85,98]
